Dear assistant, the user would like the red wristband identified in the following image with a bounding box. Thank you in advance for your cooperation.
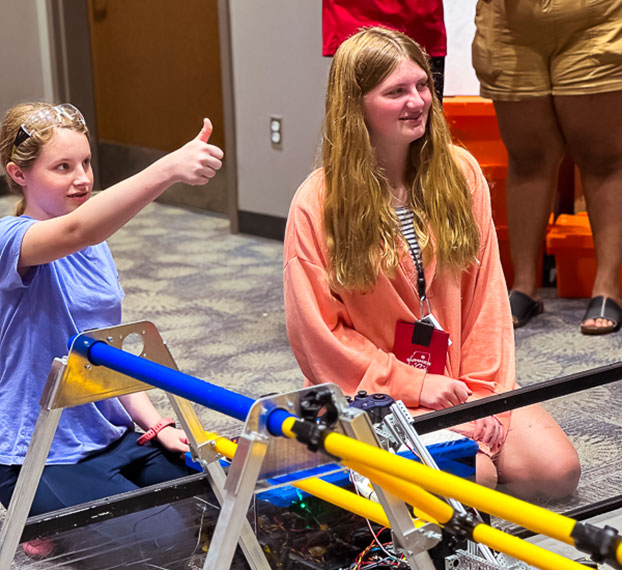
[137,417,175,445]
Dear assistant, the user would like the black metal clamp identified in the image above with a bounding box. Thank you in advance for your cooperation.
[572,522,622,568]
[290,387,339,454]
[444,510,478,542]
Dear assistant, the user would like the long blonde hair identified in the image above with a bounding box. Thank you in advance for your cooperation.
[323,27,480,291]
[0,102,89,216]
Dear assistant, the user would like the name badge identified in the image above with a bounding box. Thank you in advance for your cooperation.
[393,318,449,374]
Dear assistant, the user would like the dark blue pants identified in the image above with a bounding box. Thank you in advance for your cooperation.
[0,430,192,515]
[0,431,198,565]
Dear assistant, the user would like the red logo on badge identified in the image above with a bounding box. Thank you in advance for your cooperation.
[406,351,431,370]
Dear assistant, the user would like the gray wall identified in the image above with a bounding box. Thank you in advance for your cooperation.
[445,0,479,96]
[229,0,479,221]
[1,0,479,217]
[0,1,54,120]
[0,0,54,179]
[229,0,330,219]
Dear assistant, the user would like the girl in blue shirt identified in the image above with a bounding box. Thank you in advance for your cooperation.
[0,102,223,559]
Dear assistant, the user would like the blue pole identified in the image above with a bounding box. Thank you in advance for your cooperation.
[73,336,256,424]
[72,336,294,435]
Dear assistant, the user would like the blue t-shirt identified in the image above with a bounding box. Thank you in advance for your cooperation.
[0,216,134,465]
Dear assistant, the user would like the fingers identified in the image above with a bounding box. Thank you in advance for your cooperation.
[171,441,190,454]
[455,383,472,403]
[473,420,486,441]
[420,375,472,409]
[167,119,224,186]
[206,143,224,160]
[194,167,217,183]
[196,117,213,143]
[491,418,505,449]
[443,382,471,407]
[476,417,504,449]
[482,419,495,445]
[158,429,190,454]
[186,144,223,184]
[201,153,223,171]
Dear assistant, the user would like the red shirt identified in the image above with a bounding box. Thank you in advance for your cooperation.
[322,0,447,57]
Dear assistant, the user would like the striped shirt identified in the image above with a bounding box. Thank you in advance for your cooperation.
[396,206,429,304]
[395,206,422,268]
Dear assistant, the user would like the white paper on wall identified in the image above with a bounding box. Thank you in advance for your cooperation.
[444,0,480,97]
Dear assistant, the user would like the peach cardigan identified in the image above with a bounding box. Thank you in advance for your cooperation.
[283,147,517,443]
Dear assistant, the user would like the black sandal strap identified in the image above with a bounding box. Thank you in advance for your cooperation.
[582,296,622,326]
[509,291,540,318]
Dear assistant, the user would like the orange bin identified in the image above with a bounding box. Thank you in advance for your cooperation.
[545,213,621,298]
[480,164,508,228]
[443,97,509,226]
[442,96,508,166]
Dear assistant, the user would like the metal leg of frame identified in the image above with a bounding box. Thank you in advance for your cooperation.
[204,461,270,570]
[340,409,440,570]
[168,395,270,570]
[0,406,63,570]
[202,433,269,570]
[386,401,497,565]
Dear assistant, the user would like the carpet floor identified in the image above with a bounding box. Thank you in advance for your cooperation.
[2,195,622,567]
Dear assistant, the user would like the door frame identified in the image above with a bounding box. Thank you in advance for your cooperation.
[45,0,239,231]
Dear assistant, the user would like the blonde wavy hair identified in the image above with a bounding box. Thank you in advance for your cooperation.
[0,102,89,216]
[323,27,480,291]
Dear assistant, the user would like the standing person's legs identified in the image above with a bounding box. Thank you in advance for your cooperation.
[555,91,622,333]
[494,404,580,501]
[493,98,566,325]
[428,56,445,105]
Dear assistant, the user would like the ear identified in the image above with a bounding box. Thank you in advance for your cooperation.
[5,162,27,187]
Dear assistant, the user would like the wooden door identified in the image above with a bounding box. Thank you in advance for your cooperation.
[88,0,227,213]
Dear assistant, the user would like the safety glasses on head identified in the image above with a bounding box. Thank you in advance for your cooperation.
[13,104,86,151]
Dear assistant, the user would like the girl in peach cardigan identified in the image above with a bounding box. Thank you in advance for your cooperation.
[284,27,579,501]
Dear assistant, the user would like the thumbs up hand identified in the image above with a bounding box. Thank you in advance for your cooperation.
[165,118,224,185]
[196,117,213,144]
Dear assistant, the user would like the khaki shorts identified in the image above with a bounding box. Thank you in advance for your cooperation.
[472,0,622,101]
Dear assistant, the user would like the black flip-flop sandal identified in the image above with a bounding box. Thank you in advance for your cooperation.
[509,290,544,329]
[580,296,622,335]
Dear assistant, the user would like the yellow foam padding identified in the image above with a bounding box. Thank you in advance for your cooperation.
[279,417,622,567]
[346,459,587,570]
[202,430,395,528]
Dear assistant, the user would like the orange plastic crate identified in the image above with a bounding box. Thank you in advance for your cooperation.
[545,213,622,298]
[443,96,508,167]
[443,97,509,226]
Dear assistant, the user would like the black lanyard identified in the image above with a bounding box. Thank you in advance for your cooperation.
[406,240,428,308]
[396,206,429,315]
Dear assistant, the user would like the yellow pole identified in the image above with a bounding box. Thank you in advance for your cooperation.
[279,418,585,547]
[281,418,622,568]
[202,431,392,527]
[474,524,587,570]
[343,459,447,525]
[346,459,588,570]
[322,427,575,544]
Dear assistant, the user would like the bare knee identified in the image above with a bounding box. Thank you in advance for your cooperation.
[571,147,622,180]
[500,449,581,501]
[496,404,581,501]
[537,451,581,500]
[475,452,498,490]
